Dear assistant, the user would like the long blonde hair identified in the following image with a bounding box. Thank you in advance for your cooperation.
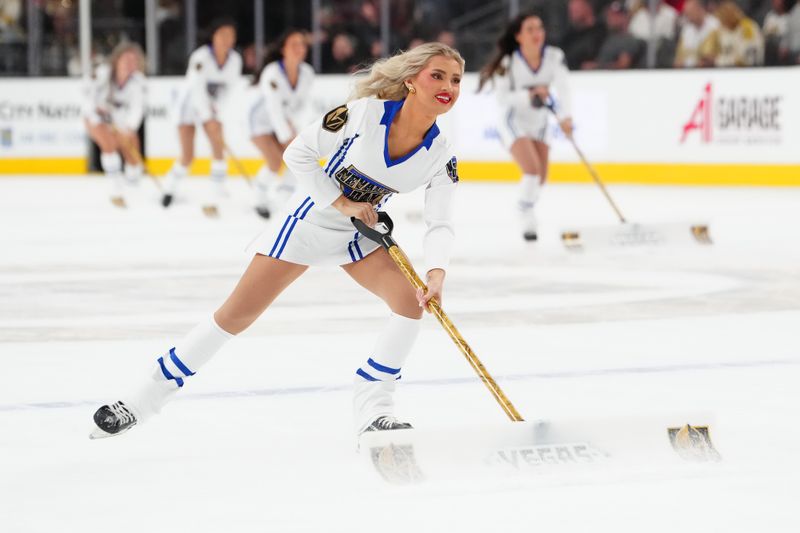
[350,42,465,101]
[108,41,145,82]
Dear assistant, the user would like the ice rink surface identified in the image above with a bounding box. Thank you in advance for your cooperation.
[1,176,799,533]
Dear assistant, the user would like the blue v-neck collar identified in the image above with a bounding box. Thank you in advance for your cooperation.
[278,60,299,91]
[380,99,440,168]
[516,46,547,74]
[208,44,231,69]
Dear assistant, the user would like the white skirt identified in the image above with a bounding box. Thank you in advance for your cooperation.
[246,193,381,266]
[247,96,274,138]
[497,107,551,147]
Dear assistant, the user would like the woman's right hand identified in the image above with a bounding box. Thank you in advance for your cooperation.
[332,195,377,227]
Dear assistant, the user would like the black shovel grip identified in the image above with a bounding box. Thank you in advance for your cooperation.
[351,212,395,249]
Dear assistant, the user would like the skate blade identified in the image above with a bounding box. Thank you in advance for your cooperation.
[110,196,126,208]
[89,425,133,440]
[201,205,219,218]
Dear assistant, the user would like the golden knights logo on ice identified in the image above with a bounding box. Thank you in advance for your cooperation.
[369,444,424,484]
[667,424,721,462]
[334,165,397,205]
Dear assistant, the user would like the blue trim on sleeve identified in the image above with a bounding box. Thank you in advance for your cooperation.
[328,135,359,177]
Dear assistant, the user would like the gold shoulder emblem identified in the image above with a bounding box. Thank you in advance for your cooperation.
[322,105,348,133]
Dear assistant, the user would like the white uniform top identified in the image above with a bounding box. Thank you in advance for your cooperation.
[629,3,679,41]
[83,63,146,131]
[495,46,572,122]
[493,46,572,146]
[250,60,315,144]
[675,15,720,67]
[259,97,458,272]
[177,45,242,123]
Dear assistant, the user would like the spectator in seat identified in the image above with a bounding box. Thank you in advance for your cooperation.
[584,1,645,69]
[628,0,680,66]
[561,0,607,69]
[628,0,679,41]
[704,0,765,66]
[323,32,360,73]
[787,0,800,62]
[762,0,796,64]
[674,0,720,67]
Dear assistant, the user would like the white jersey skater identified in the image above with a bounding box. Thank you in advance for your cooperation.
[248,60,315,144]
[248,97,459,273]
[83,63,146,132]
[495,46,572,146]
[176,45,243,125]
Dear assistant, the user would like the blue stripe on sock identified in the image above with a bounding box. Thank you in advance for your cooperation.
[158,356,184,387]
[367,357,401,375]
[356,368,378,381]
[169,347,195,377]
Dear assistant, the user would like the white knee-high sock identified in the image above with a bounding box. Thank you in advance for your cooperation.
[164,162,188,194]
[100,152,123,196]
[255,165,278,206]
[210,159,228,200]
[276,167,297,202]
[124,162,143,184]
[210,159,227,183]
[353,313,421,432]
[519,174,542,210]
[129,315,234,420]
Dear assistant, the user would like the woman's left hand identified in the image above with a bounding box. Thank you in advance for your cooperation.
[559,118,574,139]
[417,268,445,313]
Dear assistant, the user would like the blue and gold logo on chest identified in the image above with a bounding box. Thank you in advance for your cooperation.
[334,165,397,206]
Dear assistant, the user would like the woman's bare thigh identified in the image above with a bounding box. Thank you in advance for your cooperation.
[341,248,422,319]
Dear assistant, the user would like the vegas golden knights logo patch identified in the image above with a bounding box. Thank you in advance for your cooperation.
[323,105,348,132]
[445,156,458,183]
[334,164,397,205]
[270,80,278,90]
[370,444,424,484]
[668,424,721,462]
